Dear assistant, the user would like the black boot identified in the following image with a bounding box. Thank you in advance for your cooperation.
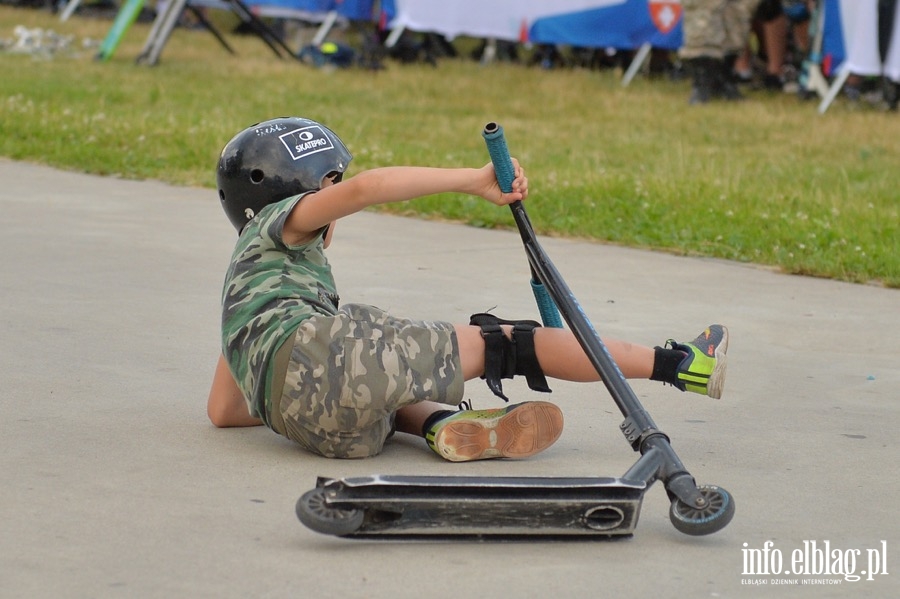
[686,57,716,104]
[883,77,899,111]
[718,54,745,101]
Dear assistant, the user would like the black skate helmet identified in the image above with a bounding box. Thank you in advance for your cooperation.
[217,117,352,232]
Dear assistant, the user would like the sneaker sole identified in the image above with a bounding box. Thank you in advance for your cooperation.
[433,402,564,462]
[706,326,729,400]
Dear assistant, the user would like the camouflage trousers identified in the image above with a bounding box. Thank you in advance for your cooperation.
[274,304,465,458]
[680,0,758,59]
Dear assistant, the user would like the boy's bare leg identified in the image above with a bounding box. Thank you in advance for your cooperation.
[454,324,653,382]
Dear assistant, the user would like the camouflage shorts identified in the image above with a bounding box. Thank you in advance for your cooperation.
[680,0,757,59]
[275,303,464,458]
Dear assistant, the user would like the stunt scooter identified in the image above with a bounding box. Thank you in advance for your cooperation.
[295,123,735,539]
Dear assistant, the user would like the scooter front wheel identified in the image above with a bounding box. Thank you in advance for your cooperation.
[669,484,734,536]
[296,488,364,536]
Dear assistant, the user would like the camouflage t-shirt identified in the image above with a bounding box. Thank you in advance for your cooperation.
[221,193,339,426]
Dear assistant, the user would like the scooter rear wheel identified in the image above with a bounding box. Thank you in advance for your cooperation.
[669,484,734,536]
[296,488,364,536]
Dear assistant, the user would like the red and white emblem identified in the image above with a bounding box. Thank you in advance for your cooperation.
[648,0,682,35]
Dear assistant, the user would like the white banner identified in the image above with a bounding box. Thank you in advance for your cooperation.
[829,0,900,79]
[389,0,626,42]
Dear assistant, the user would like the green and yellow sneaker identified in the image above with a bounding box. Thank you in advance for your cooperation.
[668,325,729,399]
[425,401,564,462]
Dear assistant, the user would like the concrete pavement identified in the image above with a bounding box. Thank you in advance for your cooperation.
[1,159,897,598]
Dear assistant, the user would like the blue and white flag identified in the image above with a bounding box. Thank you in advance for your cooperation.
[530,0,683,50]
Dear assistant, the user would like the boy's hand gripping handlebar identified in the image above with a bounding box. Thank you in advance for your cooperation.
[482,122,563,329]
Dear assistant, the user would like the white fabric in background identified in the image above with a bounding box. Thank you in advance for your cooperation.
[388,0,623,42]
[837,0,900,80]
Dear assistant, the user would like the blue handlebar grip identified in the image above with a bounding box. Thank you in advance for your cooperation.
[482,122,515,193]
[532,280,564,329]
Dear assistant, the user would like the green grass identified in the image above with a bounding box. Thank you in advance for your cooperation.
[1,6,898,287]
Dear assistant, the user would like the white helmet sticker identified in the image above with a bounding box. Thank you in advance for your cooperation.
[278,125,335,161]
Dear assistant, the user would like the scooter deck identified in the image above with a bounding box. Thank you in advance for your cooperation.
[298,475,646,538]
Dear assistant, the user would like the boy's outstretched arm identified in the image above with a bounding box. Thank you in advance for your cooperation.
[207,354,263,428]
[282,161,527,246]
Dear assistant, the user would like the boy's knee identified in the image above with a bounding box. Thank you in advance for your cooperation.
[468,312,552,401]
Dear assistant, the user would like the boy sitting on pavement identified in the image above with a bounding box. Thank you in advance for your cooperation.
[207,117,729,461]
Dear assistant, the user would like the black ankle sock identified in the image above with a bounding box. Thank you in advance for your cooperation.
[420,409,455,438]
[650,346,687,385]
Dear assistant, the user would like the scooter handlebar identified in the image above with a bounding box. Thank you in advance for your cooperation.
[481,122,515,193]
